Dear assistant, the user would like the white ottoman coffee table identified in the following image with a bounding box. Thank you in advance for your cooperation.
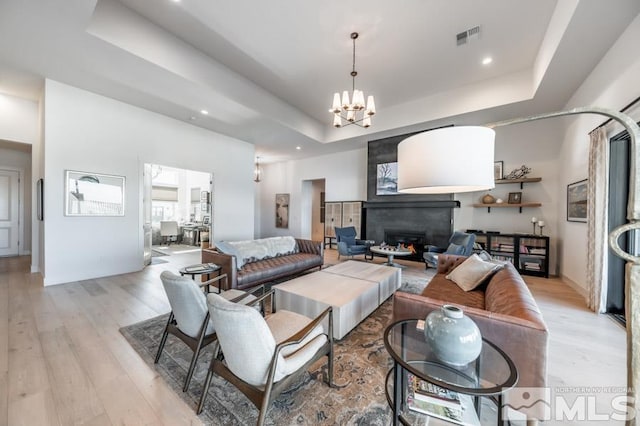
[273,261,400,339]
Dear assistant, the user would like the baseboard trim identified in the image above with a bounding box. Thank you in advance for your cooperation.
[30,265,39,273]
[561,274,588,299]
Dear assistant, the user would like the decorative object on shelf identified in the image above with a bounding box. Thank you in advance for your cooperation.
[538,220,545,235]
[424,305,482,366]
[253,157,262,182]
[495,198,504,204]
[508,192,522,204]
[482,193,495,204]
[531,217,538,234]
[567,179,588,222]
[504,165,532,180]
[329,32,376,128]
[494,160,503,180]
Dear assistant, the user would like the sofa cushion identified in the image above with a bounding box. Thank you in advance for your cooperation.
[445,254,503,291]
[236,253,322,287]
[421,277,486,310]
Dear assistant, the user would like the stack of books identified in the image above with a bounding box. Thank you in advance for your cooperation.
[406,373,480,425]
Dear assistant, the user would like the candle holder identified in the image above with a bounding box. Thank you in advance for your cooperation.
[538,223,545,236]
[531,217,537,235]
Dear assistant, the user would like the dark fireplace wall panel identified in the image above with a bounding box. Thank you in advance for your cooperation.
[364,129,456,251]
[366,207,453,249]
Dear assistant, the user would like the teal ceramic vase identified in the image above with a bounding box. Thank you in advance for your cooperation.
[424,305,482,366]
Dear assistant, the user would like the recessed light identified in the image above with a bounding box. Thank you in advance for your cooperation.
[296,146,301,150]
[200,109,208,115]
[189,116,197,121]
[482,57,493,65]
[171,0,181,3]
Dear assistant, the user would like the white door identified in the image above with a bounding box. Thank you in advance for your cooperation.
[142,163,152,266]
[0,169,20,256]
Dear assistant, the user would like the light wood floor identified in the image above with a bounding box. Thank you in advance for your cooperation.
[0,250,626,425]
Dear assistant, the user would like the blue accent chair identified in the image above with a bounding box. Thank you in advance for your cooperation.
[335,226,371,260]
[423,231,476,268]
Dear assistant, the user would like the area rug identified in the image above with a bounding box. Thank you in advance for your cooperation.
[120,280,431,425]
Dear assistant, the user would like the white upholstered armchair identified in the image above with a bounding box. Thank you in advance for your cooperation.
[155,271,259,392]
[197,291,334,425]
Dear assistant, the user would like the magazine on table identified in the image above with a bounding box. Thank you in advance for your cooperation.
[184,263,217,273]
[407,373,480,425]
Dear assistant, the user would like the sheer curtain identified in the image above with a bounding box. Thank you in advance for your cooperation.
[586,127,609,312]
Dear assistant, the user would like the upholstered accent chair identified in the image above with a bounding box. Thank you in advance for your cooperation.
[197,291,334,425]
[423,231,476,269]
[155,271,260,392]
[335,226,371,260]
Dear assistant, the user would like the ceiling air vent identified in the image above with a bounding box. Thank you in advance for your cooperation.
[456,26,481,46]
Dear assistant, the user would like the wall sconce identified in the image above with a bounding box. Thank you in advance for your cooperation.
[254,157,262,182]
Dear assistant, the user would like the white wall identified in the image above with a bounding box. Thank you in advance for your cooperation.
[0,93,38,144]
[43,80,255,285]
[558,14,640,290]
[257,149,366,238]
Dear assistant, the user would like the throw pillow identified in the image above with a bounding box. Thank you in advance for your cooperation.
[446,243,465,255]
[445,254,503,292]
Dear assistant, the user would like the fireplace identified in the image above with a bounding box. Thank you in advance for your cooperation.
[383,229,427,262]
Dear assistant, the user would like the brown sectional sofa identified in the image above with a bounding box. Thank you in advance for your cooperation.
[202,238,323,291]
[393,254,549,394]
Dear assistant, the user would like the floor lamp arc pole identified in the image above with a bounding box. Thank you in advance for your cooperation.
[489,106,640,424]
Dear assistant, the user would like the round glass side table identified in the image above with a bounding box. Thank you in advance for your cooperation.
[384,319,518,425]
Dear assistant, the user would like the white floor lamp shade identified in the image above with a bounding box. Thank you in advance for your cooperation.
[397,126,496,194]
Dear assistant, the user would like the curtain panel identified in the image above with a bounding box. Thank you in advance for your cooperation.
[586,127,609,313]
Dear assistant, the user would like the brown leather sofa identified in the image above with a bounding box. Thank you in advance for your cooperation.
[393,254,548,394]
[202,238,323,291]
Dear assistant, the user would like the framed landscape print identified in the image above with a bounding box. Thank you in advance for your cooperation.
[65,170,125,216]
[376,162,398,195]
[567,179,588,222]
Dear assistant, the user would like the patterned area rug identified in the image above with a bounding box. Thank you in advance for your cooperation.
[120,279,431,425]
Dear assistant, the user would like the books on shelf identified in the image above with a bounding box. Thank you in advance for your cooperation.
[406,373,479,426]
[529,248,546,255]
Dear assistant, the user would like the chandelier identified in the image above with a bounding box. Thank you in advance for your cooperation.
[329,32,376,128]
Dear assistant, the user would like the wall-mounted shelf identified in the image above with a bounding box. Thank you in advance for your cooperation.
[495,177,542,189]
[472,202,542,213]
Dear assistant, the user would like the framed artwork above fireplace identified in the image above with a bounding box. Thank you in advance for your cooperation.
[376,162,398,195]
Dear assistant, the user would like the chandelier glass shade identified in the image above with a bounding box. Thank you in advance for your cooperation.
[330,32,375,128]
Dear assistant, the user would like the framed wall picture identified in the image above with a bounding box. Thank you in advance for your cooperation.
[376,162,398,195]
[567,179,588,222]
[494,161,504,180]
[275,193,289,228]
[508,192,522,204]
[64,170,125,216]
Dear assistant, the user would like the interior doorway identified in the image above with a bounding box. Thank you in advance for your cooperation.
[143,164,212,265]
[300,179,325,242]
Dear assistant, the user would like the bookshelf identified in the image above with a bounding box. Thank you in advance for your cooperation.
[473,232,550,278]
